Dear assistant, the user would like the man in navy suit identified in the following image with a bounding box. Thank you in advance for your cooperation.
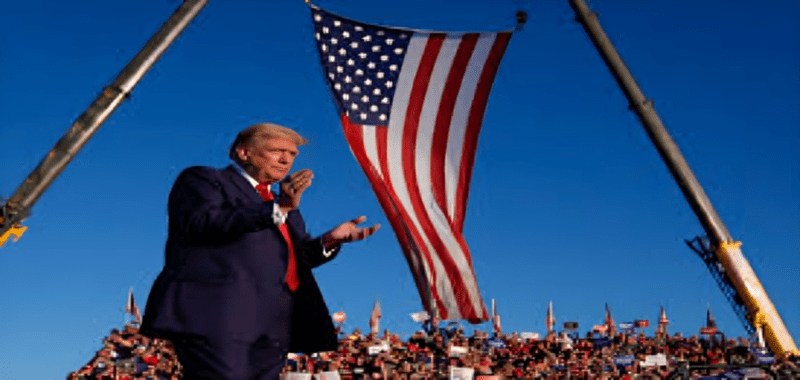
[141,122,380,379]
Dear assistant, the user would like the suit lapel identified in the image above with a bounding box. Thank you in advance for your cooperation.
[222,165,262,203]
[223,166,307,246]
[224,165,301,240]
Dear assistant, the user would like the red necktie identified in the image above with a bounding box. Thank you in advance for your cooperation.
[255,183,299,292]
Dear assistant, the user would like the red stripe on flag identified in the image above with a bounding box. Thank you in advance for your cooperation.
[451,224,486,322]
[425,34,489,321]
[341,117,444,315]
[453,33,512,231]
[374,123,446,315]
[404,34,480,322]
[429,34,479,219]
[402,34,460,320]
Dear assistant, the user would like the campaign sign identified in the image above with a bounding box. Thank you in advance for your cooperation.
[450,367,475,380]
[699,327,718,335]
[487,337,506,349]
[315,371,341,380]
[641,354,667,367]
[449,367,474,380]
[283,373,312,380]
[613,355,636,367]
[449,346,468,357]
[592,337,612,348]
[754,352,775,365]
[733,368,767,378]
[367,340,390,355]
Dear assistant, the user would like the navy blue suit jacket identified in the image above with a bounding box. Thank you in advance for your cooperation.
[141,165,338,354]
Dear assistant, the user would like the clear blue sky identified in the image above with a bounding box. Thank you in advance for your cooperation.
[1,0,798,378]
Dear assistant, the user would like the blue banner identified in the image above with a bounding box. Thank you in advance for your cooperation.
[487,337,506,349]
[754,353,775,365]
[613,355,636,367]
[593,337,612,348]
[718,367,767,379]
[618,322,635,334]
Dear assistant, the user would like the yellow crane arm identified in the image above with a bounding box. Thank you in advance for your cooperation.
[717,241,799,359]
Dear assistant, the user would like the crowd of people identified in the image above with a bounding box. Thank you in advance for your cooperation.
[68,321,800,379]
[279,325,800,380]
[67,324,182,380]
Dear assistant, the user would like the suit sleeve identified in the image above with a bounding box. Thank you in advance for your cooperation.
[287,210,340,269]
[169,167,272,239]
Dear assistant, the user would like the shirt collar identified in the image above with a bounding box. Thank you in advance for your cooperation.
[232,162,260,189]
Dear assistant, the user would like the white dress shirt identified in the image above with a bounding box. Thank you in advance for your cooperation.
[232,163,334,257]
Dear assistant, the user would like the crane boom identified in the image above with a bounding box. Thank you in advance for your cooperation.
[0,0,209,248]
[569,0,798,358]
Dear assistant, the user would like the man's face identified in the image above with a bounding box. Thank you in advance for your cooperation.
[240,136,299,184]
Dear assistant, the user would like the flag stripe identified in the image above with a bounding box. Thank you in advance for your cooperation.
[445,33,495,225]
[434,33,498,320]
[429,34,477,220]
[375,123,448,315]
[362,126,383,179]
[371,125,431,305]
[384,34,455,317]
[386,33,477,321]
[401,34,466,320]
[420,35,505,320]
[342,118,442,314]
[411,34,483,321]
[385,32,496,322]
[453,32,511,231]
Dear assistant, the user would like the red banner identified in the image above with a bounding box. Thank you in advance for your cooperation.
[700,326,718,335]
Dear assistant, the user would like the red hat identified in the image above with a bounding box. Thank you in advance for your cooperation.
[143,355,159,366]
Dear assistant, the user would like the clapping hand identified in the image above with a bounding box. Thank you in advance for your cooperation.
[277,169,313,212]
[323,216,380,249]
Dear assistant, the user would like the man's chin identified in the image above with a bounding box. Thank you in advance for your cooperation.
[264,173,287,183]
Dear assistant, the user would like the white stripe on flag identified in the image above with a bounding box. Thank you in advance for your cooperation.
[386,32,489,321]
[445,33,497,221]
[361,126,383,179]
[414,35,468,318]
[387,34,459,318]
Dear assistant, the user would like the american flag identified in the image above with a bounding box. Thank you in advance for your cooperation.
[657,306,669,335]
[658,306,669,325]
[491,299,502,335]
[310,5,513,323]
[370,300,382,335]
[546,301,555,333]
[604,303,615,336]
[706,305,716,328]
[126,288,141,324]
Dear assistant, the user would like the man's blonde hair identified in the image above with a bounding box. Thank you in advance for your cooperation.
[229,122,308,162]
